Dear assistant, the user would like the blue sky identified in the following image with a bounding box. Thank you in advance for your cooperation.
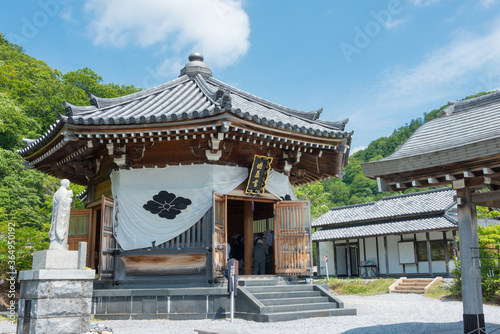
[1,0,500,152]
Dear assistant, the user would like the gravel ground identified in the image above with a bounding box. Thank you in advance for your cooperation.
[1,294,499,334]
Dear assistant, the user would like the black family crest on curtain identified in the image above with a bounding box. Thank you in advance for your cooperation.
[245,155,273,195]
[143,190,192,219]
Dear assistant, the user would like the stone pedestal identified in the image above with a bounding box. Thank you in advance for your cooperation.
[17,247,95,334]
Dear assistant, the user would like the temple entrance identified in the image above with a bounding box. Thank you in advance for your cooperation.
[225,198,312,276]
[226,199,275,275]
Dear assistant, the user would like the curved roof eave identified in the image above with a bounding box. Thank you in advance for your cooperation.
[19,57,352,157]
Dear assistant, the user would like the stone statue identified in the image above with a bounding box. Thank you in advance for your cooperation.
[49,179,73,250]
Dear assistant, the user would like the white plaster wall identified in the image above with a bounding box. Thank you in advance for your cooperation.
[318,241,335,276]
[432,261,447,273]
[364,238,378,264]
[388,235,404,274]
[430,231,445,240]
[418,261,431,274]
[415,233,426,241]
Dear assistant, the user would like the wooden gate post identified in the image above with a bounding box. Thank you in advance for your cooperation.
[244,201,253,275]
[456,187,484,333]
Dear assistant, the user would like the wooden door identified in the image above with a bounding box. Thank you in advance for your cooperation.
[274,201,312,274]
[99,195,115,280]
[68,209,92,267]
[213,192,227,278]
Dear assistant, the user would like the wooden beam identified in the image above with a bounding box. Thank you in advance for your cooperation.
[471,189,500,206]
[428,177,439,184]
[483,167,495,175]
[377,177,390,192]
[452,177,485,190]
[484,177,500,186]
[463,171,475,178]
[445,174,456,181]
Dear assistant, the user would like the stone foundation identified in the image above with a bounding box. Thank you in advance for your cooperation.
[17,246,95,334]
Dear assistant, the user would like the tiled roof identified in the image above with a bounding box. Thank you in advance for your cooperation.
[18,55,352,157]
[362,91,500,177]
[386,91,500,161]
[312,187,455,227]
[312,215,457,241]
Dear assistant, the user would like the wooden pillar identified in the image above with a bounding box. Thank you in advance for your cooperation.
[244,201,253,275]
[426,232,433,276]
[375,237,380,275]
[384,236,389,276]
[315,241,320,276]
[456,187,485,333]
[346,240,351,277]
[401,235,406,274]
[414,234,419,274]
[362,238,367,263]
[333,240,338,277]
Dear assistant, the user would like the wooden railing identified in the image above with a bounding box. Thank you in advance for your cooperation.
[157,213,207,249]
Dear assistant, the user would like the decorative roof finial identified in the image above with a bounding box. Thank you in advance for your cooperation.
[180,52,212,79]
[189,52,204,62]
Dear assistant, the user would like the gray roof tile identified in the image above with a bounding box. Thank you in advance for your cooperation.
[312,215,457,241]
[19,71,352,157]
[312,187,455,227]
[362,91,500,177]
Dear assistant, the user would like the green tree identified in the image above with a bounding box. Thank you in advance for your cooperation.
[295,182,331,219]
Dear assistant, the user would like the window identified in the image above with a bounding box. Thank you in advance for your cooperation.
[416,240,454,261]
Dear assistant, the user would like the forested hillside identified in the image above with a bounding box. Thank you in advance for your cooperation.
[0,33,141,280]
[0,32,495,278]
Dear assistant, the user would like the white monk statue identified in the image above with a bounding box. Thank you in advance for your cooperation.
[49,179,73,250]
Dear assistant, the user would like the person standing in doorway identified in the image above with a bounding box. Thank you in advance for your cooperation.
[252,238,268,275]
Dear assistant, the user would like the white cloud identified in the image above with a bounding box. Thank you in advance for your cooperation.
[378,25,500,99]
[83,0,250,69]
[59,6,75,23]
[385,18,406,30]
[479,0,496,8]
[408,0,442,6]
[351,146,367,155]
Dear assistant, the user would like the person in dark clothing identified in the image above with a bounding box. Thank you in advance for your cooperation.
[265,245,273,274]
[252,239,268,275]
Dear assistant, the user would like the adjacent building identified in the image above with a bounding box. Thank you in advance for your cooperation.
[313,188,458,278]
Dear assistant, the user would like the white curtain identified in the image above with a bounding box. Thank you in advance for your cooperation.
[266,170,298,200]
[111,165,248,250]
[110,165,297,250]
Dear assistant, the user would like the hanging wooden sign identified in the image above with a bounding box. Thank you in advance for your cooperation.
[245,155,273,195]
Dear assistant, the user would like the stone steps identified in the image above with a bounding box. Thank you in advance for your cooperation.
[234,279,356,322]
[391,278,439,294]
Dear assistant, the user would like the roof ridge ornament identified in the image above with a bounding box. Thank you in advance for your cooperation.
[215,86,232,111]
[180,52,212,79]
